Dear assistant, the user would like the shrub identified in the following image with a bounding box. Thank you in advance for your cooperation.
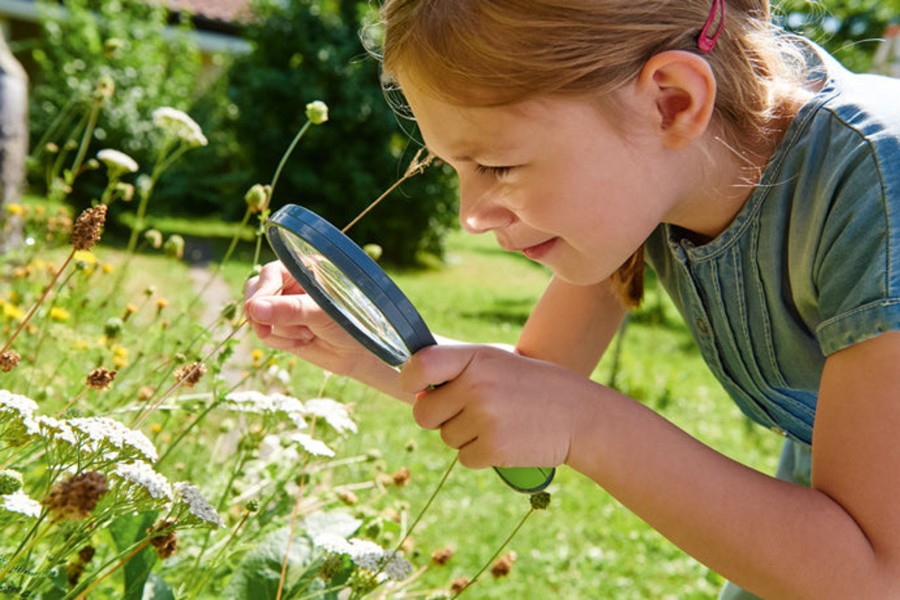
[228,0,458,265]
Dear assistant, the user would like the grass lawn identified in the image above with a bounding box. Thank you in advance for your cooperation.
[221,226,784,599]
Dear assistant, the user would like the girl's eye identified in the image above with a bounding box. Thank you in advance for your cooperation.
[475,164,514,179]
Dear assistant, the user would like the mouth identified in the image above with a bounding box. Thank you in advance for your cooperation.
[519,238,558,261]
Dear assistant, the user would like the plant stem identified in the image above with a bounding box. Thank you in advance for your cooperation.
[341,149,434,234]
[2,249,75,353]
[269,120,311,202]
[450,506,537,599]
[69,537,154,599]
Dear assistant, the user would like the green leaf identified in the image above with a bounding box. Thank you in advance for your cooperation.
[108,510,159,600]
[224,526,321,599]
[142,573,176,600]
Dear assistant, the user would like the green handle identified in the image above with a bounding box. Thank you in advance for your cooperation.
[493,466,555,494]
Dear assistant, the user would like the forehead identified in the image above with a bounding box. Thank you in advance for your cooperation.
[399,77,561,160]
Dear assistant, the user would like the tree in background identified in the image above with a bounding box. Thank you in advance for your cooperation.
[27,0,203,206]
[228,0,457,265]
[776,0,900,72]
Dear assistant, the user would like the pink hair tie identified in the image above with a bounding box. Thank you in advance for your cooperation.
[698,0,726,53]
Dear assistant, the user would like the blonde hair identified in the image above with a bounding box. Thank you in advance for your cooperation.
[379,0,805,307]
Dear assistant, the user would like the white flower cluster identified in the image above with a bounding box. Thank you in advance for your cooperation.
[114,461,173,500]
[152,107,208,147]
[1,490,42,518]
[0,389,39,422]
[33,416,78,448]
[69,416,158,462]
[288,433,334,457]
[305,398,357,434]
[313,533,412,582]
[224,390,308,430]
[97,148,139,174]
[173,482,224,528]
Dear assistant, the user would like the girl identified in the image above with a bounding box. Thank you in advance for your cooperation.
[244,1,900,597]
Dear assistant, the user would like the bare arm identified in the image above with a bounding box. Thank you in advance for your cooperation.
[516,276,626,375]
[565,331,900,597]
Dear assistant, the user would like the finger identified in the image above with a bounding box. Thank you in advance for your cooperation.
[437,409,478,450]
[399,345,479,395]
[249,293,337,329]
[411,385,465,431]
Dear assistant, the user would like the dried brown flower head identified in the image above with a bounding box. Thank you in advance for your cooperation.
[392,467,411,487]
[86,367,117,391]
[44,471,109,521]
[78,546,96,563]
[450,577,470,594]
[490,551,516,578]
[148,519,178,559]
[431,547,454,566]
[174,362,206,388]
[138,386,156,402]
[0,349,21,372]
[71,204,108,251]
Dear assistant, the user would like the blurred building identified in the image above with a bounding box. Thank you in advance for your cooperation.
[873,24,900,78]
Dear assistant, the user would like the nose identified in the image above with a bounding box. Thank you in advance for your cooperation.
[458,178,515,235]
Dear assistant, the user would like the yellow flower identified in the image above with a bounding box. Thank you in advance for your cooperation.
[1,301,24,321]
[150,423,163,434]
[5,203,25,216]
[50,307,71,322]
[251,348,264,367]
[73,250,97,265]
[113,345,129,368]
[72,339,89,350]
[101,263,114,274]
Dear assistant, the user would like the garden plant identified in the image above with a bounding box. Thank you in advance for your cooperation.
[0,67,552,597]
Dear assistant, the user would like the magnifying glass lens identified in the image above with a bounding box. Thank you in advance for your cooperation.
[279,230,411,361]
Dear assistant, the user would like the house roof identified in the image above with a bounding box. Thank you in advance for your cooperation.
[166,0,251,25]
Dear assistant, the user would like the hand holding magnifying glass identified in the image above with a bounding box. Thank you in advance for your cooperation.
[261,204,555,494]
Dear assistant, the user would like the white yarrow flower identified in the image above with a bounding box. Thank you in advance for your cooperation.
[2,490,42,518]
[173,482,224,527]
[224,391,308,429]
[68,416,158,462]
[152,107,208,147]
[97,148,139,174]
[0,389,39,420]
[114,461,173,500]
[33,416,78,447]
[305,398,357,434]
[289,433,335,457]
[312,534,411,580]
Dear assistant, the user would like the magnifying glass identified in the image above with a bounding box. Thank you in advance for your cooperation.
[266,204,555,494]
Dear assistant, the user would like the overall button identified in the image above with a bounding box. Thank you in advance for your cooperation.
[695,318,710,335]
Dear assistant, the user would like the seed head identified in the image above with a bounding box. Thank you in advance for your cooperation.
[164,235,184,259]
[431,547,454,566]
[44,471,109,522]
[0,349,21,372]
[392,467,411,487]
[305,100,329,125]
[71,204,108,251]
[490,551,516,578]
[148,519,179,559]
[530,491,551,511]
[244,184,271,214]
[86,367,117,391]
[174,362,206,388]
[450,577,470,595]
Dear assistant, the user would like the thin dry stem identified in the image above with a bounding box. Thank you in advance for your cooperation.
[341,148,434,234]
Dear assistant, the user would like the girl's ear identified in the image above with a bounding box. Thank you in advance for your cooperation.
[637,50,717,149]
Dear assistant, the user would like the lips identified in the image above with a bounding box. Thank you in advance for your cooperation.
[520,238,558,261]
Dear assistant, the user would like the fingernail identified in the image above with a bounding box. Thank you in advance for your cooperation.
[251,300,272,321]
[415,390,428,402]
